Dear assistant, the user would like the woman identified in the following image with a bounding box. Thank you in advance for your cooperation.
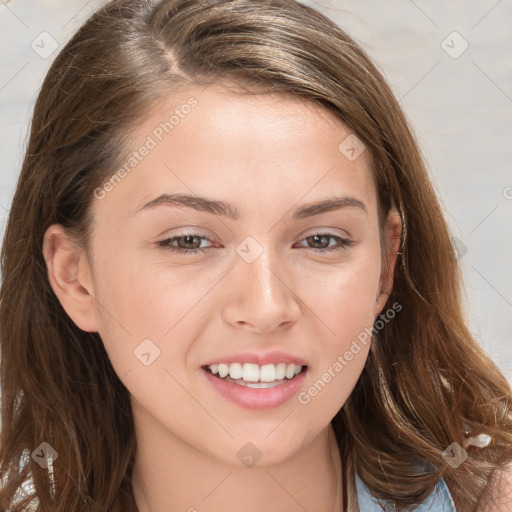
[1,0,511,510]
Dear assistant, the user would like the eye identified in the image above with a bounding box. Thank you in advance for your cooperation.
[295,233,354,253]
[157,231,354,255]
[158,233,211,255]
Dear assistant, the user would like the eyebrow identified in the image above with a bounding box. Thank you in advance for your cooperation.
[134,193,367,220]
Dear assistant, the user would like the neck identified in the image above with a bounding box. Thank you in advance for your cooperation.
[131,406,343,512]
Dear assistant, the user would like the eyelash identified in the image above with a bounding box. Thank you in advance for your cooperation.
[157,232,354,255]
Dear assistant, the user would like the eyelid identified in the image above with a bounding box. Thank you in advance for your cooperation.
[300,226,352,239]
[159,226,352,241]
[157,229,355,255]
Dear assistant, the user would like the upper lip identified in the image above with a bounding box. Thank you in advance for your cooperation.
[202,351,308,367]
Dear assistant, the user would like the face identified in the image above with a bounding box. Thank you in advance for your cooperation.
[44,82,401,467]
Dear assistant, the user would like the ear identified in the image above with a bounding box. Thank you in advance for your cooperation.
[374,209,402,317]
[42,224,100,332]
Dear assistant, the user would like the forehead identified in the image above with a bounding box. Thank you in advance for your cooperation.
[93,82,377,221]
[130,80,372,164]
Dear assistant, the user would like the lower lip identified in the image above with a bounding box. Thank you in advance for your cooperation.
[202,368,307,409]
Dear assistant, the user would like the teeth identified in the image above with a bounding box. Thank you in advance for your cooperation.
[208,362,304,383]
[218,363,229,378]
[275,363,286,380]
[242,363,260,382]
[229,363,243,380]
[260,364,276,382]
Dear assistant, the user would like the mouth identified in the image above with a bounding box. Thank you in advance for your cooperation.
[201,362,308,409]
[202,362,308,389]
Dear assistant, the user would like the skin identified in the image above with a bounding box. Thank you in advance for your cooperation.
[43,82,402,512]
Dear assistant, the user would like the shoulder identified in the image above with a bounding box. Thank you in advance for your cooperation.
[481,462,512,512]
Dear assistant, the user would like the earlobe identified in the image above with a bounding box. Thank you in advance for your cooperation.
[42,224,99,332]
[374,210,402,316]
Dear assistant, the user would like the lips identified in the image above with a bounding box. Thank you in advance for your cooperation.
[202,350,308,367]
[202,364,308,409]
[200,350,309,408]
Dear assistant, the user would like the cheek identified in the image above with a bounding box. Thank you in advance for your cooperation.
[88,251,167,369]
[90,251,214,376]
[299,250,380,404]
[304,250,382,338]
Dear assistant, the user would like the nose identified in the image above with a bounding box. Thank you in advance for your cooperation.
[220,247,301,333]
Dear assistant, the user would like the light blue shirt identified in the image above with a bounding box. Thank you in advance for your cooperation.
[355,472,457,511]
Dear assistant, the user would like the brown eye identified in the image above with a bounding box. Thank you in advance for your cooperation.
[296,233,354,253]
[158,233,211,254]
[157,232,353,256]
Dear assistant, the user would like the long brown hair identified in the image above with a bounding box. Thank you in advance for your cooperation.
[1,0,511,510]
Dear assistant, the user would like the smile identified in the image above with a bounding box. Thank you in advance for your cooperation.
[202,363,308,409]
